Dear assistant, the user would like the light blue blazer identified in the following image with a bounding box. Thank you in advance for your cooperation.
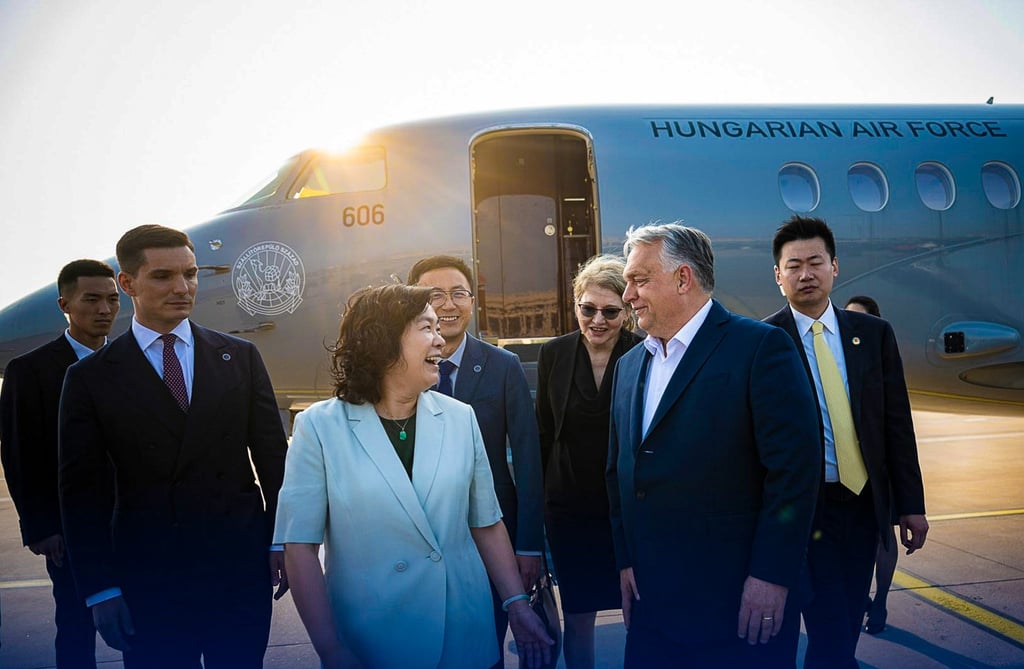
[274,391,503,669]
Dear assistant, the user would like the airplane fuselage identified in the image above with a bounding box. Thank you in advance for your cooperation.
[1,104,1021,415]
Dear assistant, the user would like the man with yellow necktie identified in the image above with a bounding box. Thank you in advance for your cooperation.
[764,215,928,669]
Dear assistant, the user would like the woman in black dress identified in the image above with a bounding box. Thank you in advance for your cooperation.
[535,254,641,669]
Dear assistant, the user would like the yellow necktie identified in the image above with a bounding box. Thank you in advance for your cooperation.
[812,320,868,494]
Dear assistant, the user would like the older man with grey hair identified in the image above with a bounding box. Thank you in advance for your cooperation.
[606,222,820,668]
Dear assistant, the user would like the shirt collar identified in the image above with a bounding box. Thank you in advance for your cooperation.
[790,300,838,337]
[444,332,468,368]
[64,329,105,360]
[131,318,194,351]
[642,297,713,357]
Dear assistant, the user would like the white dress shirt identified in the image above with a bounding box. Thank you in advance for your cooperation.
[641,298,713,438]
[132,318,195,401]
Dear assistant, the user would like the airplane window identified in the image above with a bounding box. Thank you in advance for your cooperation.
[981,161,1021,209]
[290,146,386,198]
[848,162,889,212]
[778,163,820,212]
[915,162,955,211]
[232,154,303,208]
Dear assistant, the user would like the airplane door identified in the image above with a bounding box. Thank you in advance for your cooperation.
[471,131,598,348]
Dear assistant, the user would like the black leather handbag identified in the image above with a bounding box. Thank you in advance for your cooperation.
[528,556,562,669]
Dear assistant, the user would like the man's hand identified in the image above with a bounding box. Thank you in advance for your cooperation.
[516,555,541,592]
[92,596,134,651]
[28,534,65,567]
[737,576,788,645]
[900,514,929,554]
[270,550,290,600]
[619,567,639,630]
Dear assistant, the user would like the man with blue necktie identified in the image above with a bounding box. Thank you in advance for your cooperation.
[765,215,929,669]
[409,255,544,669]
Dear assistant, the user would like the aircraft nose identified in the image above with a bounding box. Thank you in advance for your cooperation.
[0,288,72,371]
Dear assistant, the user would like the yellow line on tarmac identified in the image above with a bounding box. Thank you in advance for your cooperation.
[929,508,1024,521]
[894,570,1024,646]
[0,579,50,589]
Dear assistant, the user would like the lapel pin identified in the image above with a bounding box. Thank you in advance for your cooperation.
[852,337,861,346]
[222,353,232,361]
[473,364,482,373]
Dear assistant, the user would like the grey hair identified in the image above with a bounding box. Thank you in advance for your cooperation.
[623,222,715,292]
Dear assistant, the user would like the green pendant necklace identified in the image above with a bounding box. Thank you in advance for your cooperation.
[389,415,412,441]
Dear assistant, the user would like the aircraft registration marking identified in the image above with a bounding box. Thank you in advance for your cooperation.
[342,204,384,227]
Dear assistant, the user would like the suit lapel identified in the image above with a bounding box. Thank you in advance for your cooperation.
[772,307,815,384]
[48,335,77,367]
[453,335,484,402]
[835,309,865,428]
[644,301,728,443]
[630,349,652,451]
[348,402,441,552]
[175,324,234,476]
[411,393,443,509]
[105,331,186,438]
[550,333,579,439]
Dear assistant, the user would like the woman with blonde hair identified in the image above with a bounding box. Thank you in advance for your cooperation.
[535,255,641,669]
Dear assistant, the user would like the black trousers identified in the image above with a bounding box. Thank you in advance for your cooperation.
[121,581,272,669]
[46,557,97,669]
[801,483,879,669]
[623,601,801,669]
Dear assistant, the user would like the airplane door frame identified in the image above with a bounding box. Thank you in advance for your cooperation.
[468,124,600,352]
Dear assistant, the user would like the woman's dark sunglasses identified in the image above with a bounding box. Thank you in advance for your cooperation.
[577,304,624,319]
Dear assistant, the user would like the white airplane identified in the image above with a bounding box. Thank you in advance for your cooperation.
[1,104,1021,416]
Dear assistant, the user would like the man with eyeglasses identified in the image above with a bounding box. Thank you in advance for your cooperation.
[408,255,544,669]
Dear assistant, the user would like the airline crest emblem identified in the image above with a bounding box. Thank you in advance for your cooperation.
[232,241,305,316]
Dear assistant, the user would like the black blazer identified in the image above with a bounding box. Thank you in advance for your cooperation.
[607,300,821,642]
[0,335,78,546]
[764,304,926,543]
[452,334,544,553]
[58,322,287,601]
[535,328,640,506]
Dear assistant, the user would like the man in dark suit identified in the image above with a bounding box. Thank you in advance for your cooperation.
[409,255,544,668]
[608,223,820,668]
[58,225,289,669]
[1,259,120,668]
[765,215,928,669]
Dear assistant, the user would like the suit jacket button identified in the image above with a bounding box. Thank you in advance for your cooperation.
[636,489,646,500]
[429,551,442,562]
[394,560,408,572]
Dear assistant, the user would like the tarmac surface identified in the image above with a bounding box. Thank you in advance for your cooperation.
[1,410,1022,668]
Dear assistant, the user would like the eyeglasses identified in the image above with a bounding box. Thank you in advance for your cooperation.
[577,304,624,320]
[429,289,474,306]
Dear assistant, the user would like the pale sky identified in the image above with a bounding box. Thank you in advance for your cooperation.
[1,0,1022,309]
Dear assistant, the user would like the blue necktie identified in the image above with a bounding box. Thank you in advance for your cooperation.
[436,360,456,396]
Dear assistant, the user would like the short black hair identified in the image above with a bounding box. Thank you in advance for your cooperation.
[772,215,836,265]
[845,295,881,317]
[116,225,195,276]
[406,255,475,290]
[57,259,116,298]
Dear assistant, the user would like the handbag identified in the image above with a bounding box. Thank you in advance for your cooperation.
[527,556,562,669]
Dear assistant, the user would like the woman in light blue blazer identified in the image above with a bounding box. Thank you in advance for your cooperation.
[275,285,553,669]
